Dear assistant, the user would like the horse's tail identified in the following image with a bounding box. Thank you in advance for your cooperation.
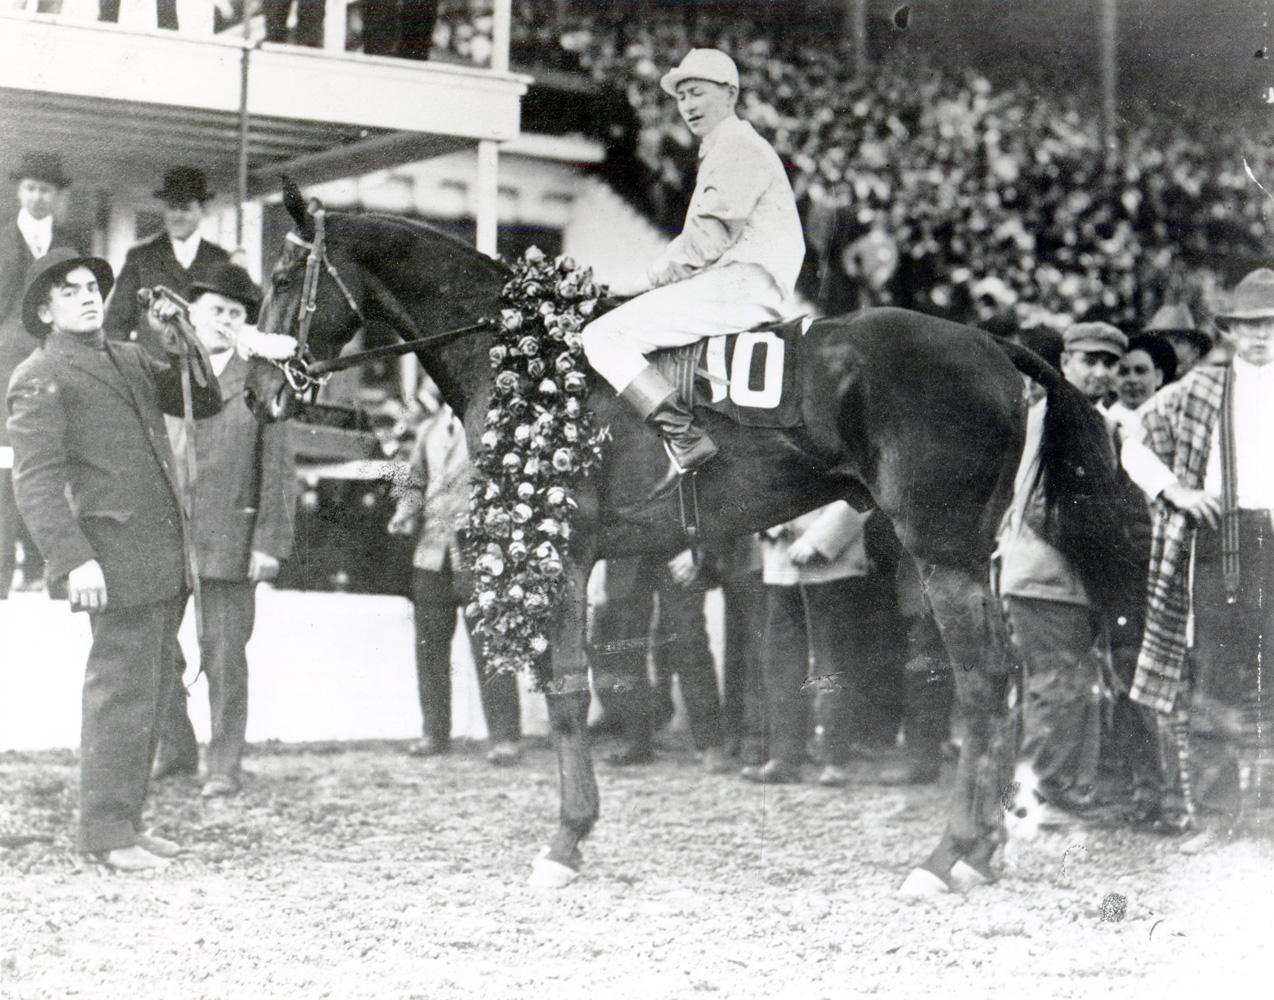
[998,340,1144,615]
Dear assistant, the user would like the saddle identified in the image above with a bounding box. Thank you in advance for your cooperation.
[648,317,807,428]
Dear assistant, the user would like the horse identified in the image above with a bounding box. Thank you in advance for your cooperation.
[243,180,1133,895]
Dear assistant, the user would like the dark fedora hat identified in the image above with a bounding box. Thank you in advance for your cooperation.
[11,151,71,189]
[22,247,114,339]
[188,263,261,325]
[154,165,214,205]
[1216,268,1274,325]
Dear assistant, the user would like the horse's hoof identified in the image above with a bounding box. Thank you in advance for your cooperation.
[949,859,995,893]
[899,867,951,898]
[528,846,579,888]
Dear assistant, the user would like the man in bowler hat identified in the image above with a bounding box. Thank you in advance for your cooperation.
[6,248,221,870]
[150,264,296,798]
[1,152,85,598]
[105,166,230,358]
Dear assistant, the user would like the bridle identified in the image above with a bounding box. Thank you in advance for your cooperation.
[261,207,493,403]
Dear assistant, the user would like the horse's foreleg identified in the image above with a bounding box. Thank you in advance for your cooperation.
[901,562,1013,897]
[530,560,598,888]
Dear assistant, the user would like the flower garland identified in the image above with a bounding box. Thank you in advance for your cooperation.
[463,248,607,688]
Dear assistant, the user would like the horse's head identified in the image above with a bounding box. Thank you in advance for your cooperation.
[244,178,368,421]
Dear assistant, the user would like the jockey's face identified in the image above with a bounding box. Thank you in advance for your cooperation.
[675,79,736,138]
[1223,317,1274,367]
[38,266,104,338]
[1061,349,1120,403]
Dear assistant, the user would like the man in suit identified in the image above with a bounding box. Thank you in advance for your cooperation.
[1,152,85,599]
[151,265,296,798]
[6,248,221,871]
[105,166,230,359]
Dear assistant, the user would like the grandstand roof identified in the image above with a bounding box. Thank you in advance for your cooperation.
[0,13,530,198]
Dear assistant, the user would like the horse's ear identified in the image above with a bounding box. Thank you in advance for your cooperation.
[280,176,314,241]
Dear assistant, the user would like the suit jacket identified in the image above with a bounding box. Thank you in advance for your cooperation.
[0,219,86,447]
[404,405,471,573]
[166,354,296,580]
[6,333,222,607]
[104,232,231,357]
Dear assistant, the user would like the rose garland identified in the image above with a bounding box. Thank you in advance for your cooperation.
[463,248,608,688]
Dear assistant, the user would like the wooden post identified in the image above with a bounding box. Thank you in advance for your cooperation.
[476,140,500,258]
[1100,0,1118,170]
[844,0,868,82]
[493,0,512,73]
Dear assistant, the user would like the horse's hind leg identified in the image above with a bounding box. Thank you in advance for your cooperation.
[901,561,1014,897]
[530,557,599,888]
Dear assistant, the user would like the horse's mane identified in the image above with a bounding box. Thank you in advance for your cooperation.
[327,209,512,277]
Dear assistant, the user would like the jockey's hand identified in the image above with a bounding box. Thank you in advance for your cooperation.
[666,549,699,587]
[249,551,281,584]
[386,503,418,537]
[787,536,822,566]
[67,559,107,612]
[146,296,185,334]
[1161,483,1223,531]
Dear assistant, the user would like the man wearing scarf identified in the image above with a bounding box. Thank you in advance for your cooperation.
[1122,269,1274,839]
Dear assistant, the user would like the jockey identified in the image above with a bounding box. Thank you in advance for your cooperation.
[581,49,805,498]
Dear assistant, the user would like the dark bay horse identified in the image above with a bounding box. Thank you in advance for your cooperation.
[244,185,1132,895]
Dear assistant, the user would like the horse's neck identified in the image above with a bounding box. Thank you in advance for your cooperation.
[374,246,506,419]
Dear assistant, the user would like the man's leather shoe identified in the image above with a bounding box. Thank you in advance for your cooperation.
[817,764,850,787]
[91,845,169,872]
[701,745,735,774]
[486,741,522,766]
[408,737,448,757]
[740,759,802,784]
[200,775,240,798]
[151,758,198,781]
[137,831,187,858]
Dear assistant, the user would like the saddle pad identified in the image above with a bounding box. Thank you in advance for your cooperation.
[696,317,805,428]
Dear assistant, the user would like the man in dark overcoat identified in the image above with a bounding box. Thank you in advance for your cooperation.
[6,248,221,870]
[151,265,296,798]
[1,152,85,598]
[104,166,230,358]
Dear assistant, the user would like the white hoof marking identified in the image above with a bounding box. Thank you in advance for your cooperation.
[899,867,951,898]
[528,846,579,888]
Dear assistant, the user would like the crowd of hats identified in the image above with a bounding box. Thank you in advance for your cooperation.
[461,248,608,686]
[442,3,1271,331]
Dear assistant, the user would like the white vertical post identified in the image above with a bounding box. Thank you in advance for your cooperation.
[475,140,500,258]
[237,200,265,285]
[324,0,348,53]
[492,0,512,73]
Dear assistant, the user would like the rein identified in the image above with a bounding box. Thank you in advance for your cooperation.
[268,214,491,394]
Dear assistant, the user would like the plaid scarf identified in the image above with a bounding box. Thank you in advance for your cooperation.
[1130,364,1229,715]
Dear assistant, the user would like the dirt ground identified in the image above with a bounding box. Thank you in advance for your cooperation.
[1,734,1271,1000]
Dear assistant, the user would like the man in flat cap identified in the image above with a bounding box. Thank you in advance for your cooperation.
[1,152,85,599]
[581,48,805,498]
[996,322,1129,824]
[150,264,296,798]
[1144,303,1214,379]
[105,166,230,359]
[1122,269,1274,841]
[6,248,221,870]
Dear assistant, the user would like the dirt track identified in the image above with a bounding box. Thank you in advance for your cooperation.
[1,736,1270,1000]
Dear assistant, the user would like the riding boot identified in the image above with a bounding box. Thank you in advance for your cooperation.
[619,368,718,501]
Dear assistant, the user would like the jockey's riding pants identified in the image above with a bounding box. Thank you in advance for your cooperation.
[581,263,784,392]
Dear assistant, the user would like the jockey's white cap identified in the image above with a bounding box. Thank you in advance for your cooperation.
[660,49,740,97]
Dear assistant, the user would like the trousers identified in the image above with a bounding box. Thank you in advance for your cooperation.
[590,553,726,752]
[413,566,521,745]
[157,579,257,779]
[1004,595,1103,800]
[79,593,185,853]
[1189,511,1274,820]
[581,263,782,391]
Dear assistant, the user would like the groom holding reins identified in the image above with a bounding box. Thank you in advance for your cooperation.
[581,48,805,498]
